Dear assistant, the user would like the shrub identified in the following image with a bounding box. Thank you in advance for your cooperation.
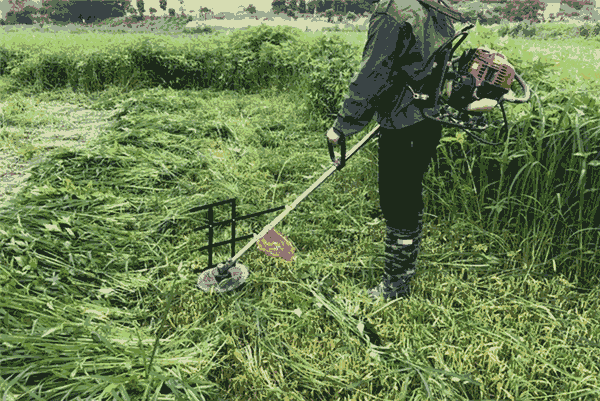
[325,8,335,22]
[182,25,216,35]
[507,19,540,37]
[286,8,298,20]
[478,8,505,25]
[453,1,496,24]
[221,24,302,89]
[198,6,213,20]
[323,24,344,32]
[576,20,600,37]
[168,8,175,16]
[296,34,361,127]
[558,1,598,21]
[149,7,157,14]
[228,24,301,55]
[561,0,595,12]
[346,11,357,22]
[496,0,547,23]
[244,4,258,14]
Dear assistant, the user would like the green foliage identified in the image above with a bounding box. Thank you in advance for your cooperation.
[496,0,547,23]
[3,8,35,25]
[505,19,541,38]
[9,53,73,92]
[557,0,598,22]
[37,0,65,23]
[578,20,600,37]
[326,8,335,22]
[453,0,550,25]
[271,0,287,14]
[346,11,358,22]
[30,0,132,25]
[182,25,216,35]
[286,8,298,19]
[244,4,258,14]
[0,48,20,75]
[477,8,506,25]
[298,0,308,13]
[159,0,167,12]
[137,0,145,16]
[0,19,600,401]
[1,0,56,25]
[453,0,498,25]
[561,0,595,11]
[218,24,303,90]
[168,7,175,16]
[294,34,361,128]
[228,24,301,56]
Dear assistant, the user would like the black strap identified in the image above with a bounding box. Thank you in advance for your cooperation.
[416,0,470,24]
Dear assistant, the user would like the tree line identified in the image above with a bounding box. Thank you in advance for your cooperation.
[1,0,178,25]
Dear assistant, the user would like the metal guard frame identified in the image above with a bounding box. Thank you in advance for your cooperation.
[181,198,286,271]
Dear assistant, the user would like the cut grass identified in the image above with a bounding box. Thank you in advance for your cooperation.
[0,14,599,401]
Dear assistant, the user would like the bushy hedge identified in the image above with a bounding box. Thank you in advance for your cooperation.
[453,0,599,25]
[453,0,547,25]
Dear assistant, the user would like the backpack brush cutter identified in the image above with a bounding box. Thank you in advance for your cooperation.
[197,22,532,295]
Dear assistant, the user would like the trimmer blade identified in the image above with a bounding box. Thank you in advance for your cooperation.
[197,262,249,293]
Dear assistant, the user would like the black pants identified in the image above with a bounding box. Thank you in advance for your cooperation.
[377,118,443,234]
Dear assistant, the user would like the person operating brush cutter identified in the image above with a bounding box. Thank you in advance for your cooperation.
[326,0,470,301]
[197,0,530,297]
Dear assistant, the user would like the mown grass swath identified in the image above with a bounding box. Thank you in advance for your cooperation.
[0,13,599,401]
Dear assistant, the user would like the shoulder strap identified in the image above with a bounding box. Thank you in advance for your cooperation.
[373,0,393,14]
[416,0,470,24]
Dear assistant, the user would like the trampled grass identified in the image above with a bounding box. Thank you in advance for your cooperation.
[0,13,599,401]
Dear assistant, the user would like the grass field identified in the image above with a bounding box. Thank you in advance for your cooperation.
[0,13,599,401]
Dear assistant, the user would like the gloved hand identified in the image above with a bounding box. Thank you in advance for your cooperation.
[326,127,341,145]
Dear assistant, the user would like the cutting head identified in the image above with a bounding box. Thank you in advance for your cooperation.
[197,261,249,293]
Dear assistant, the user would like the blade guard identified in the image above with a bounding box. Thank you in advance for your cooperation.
[328,133,347,170]
[197,258,249,293]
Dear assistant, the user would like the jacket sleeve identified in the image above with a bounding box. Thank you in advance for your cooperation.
[332,14,414,138]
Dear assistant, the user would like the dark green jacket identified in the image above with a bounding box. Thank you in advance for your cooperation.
[332,0,458,137]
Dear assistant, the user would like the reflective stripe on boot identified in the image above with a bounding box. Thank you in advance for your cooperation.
[368,223,422,301]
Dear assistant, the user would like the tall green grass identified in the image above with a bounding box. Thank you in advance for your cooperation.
[0,15,599,400]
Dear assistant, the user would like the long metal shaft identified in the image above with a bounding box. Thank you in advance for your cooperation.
[218,124,381,273]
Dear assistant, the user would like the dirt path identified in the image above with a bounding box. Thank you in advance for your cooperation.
[0,100,117,212]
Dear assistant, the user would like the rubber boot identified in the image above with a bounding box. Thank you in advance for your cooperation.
[368,222,422,301]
